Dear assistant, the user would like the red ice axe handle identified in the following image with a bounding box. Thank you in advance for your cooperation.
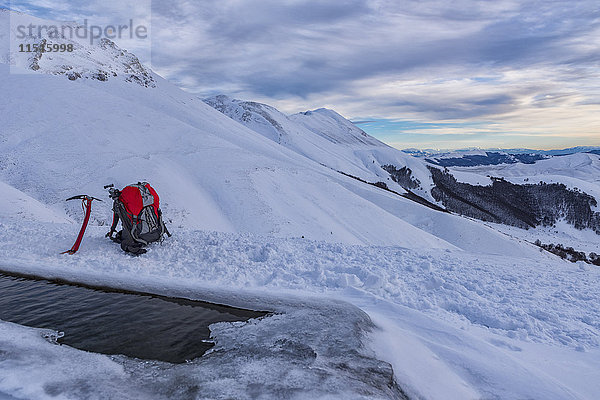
[62,195,102,255]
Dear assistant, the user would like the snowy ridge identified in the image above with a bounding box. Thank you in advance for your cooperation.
[0,37,526,253]
[0,10,154,86]
[204,95,289,144]
[289,108,382,146]
[204,94,436,201]
[0,35,541,255]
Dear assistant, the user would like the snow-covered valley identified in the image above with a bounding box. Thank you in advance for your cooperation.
[1,9,599,400]
[438,153,600,255]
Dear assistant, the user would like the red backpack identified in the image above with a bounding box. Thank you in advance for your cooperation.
[106,182,170,254]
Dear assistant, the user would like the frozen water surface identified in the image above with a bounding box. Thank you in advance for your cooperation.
[0,273,406,400]
[0,272,267,363]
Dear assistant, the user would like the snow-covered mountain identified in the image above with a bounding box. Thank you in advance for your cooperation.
[1,10,600,400]
[451,151,600,189]
[1,10,154,86]
[205,95,381,147]
[0,11,541,255]
[204,95,600,249]
[289,108,382,146]
[425,150,548,167]
[204,95,434,201]
[406,146,600,164]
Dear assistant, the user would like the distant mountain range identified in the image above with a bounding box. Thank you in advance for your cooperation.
[205,95,600,248]
[425,151,548,167]
[404,146,600,167]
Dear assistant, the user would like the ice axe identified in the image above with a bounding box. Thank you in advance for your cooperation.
[62,195,103,255]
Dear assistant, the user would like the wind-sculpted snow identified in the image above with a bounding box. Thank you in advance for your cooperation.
[1,222,598,350]
[1,221,599,398]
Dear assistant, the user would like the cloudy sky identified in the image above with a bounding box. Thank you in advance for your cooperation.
[4,0,600,149]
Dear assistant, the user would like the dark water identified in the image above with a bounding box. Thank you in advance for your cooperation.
[0,272,267,363]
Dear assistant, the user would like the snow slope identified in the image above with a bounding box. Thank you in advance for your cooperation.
[203,96,600,255]
[0,53,444,248]
[0,180,71,224]
[204,95,435,201]
[288,108,382,146]
[0,221,598,399]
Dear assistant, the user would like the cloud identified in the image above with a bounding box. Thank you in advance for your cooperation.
[148,0,599,100]
[4,0,600,149]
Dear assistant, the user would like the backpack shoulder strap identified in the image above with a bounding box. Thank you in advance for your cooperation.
[106,201,120,239]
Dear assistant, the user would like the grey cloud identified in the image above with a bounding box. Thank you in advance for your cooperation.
[10,0,598,125]
[387,94,517,120]
[150,0,600,103]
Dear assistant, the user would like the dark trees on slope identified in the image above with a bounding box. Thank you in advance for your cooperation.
[428,167,600,234]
